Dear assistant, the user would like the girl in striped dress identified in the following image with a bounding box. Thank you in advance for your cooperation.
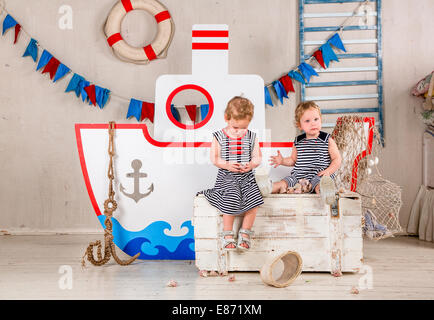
[197,96,264,251]
[266,101,342,204]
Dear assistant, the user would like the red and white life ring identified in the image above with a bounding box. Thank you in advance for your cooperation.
[104,0,174,64]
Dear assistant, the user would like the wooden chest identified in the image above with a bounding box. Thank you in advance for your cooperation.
[192,191,363,275]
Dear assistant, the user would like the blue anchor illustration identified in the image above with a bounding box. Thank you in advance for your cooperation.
[120,159,154,203]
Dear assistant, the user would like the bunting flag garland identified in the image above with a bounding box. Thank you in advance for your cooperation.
[84,84,97,106]
[279,74,295,94]
[23,38,38,62]
[13,23,21,44]
[312,49,326,69]
[36,50,53,71]
[41,56,60,80]
[264,86,273,107]
[273,80,288,104]
[264,32,347,106]
[1,9,353,120]
[53,63,70,82]
[185,105,197,123]
[288,70,306,85]
[126,98,143,122]
[2,14,17,35]
[94,86,110,109]
[328,33,347,52]
[200,104,209,121]
[171,104,181,122]
[79,80,91,103]
[65,73,85,97]
[320,42,339,68]
[298,62,319,84]
[126,99,154,122]
[140,102,155,123]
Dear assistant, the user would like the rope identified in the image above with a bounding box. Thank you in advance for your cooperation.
[81,121,140,267]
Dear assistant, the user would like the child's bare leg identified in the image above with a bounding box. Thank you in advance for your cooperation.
[222,214,236,249]
[239,207,258,249]
[314,184,320,194]
[271,180,288,194]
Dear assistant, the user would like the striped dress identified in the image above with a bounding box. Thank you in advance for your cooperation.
[283,131,335,192]
[197,129,264,215]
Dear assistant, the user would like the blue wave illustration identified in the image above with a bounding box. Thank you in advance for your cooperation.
[97,215,195,260]
[123,237,195,260]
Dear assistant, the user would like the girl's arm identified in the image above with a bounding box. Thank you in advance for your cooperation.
[318,137,342,176]
[210,136,242,172]
[243,137,262,171]
[270,147,297,167]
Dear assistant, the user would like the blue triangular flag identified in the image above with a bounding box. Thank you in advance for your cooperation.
[298,62,319,83]
[65,73,84,97]
[53,63,70,82]
[23,38,38,62]
[79,80,90,103]
[36,50,52,71]
[320,43,339,68]
[264,86,273,107]
[2,15,17,35]
[127,99,143,122]
[102,89,110,108]
[273,81,288,104]
[200,104,209,121]
[95,86,104,109]
[171,104,181,122]
[288,70,306,84]
[94,86,110,109]
[328,33,346,52]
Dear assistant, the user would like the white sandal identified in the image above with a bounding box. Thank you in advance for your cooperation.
[219,230,237,251]
[237,228,254,251]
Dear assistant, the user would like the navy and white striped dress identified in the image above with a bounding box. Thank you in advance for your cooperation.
[197,129,264,215]
[283,131,335,192]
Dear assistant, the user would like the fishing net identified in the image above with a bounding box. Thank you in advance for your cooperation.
[331,116,403,240]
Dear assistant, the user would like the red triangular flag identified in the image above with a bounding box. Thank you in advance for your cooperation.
[14,24,21,44]
[185,105,197,123]
[313,50,326,69]
[42,57,61,80]
[84,85,97,106]
[279,75,295,94]
[140,102,155,123]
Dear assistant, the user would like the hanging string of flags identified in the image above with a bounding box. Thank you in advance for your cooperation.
[264,32,346,107]
[1,6,348,121]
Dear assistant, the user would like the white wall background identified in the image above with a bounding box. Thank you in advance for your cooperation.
[0,0,432,233]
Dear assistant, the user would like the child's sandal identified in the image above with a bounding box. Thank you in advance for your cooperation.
[237,228,254,251]
[219,230,237,251]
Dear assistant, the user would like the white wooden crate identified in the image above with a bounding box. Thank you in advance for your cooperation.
[193,191,363,275]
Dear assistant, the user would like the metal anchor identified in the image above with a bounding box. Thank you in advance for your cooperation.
[120,159,154,203]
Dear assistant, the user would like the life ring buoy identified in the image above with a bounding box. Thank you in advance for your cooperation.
[104,0,174,64]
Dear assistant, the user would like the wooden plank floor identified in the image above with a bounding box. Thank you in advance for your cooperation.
[0,235,433,300]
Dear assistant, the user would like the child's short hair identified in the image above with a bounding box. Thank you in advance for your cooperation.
[294,101,321,126]
[224,96,254,121]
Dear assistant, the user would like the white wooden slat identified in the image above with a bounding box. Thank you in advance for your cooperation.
[304,39,378,45]
[314,66,378,73]
[305,93,379,101]
[303,12,378,18]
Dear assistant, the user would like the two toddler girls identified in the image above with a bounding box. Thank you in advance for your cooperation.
[197,98,341,251]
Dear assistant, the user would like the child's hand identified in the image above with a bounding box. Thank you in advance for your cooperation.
[269,150,283,168]
[318,169,332,177]
[226,162,243,173]
[239,162,253,173]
